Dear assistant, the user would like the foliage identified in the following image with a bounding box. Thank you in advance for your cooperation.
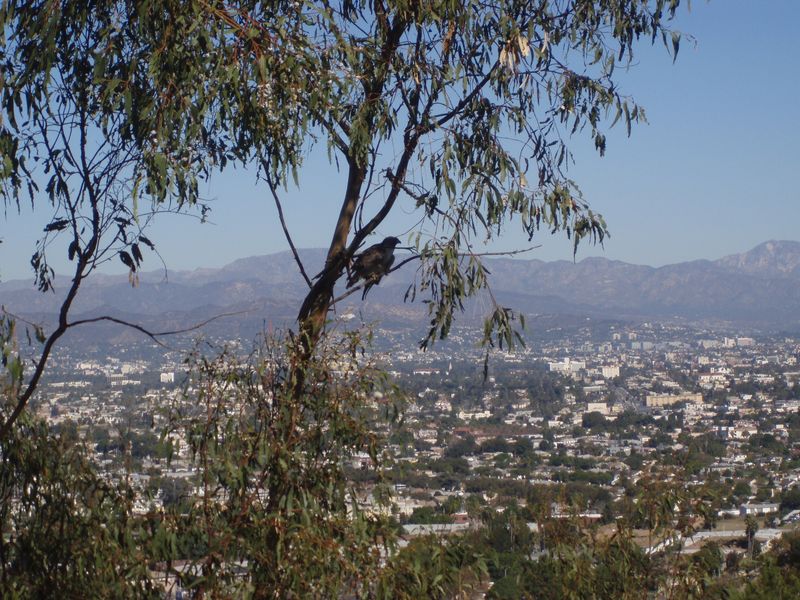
[1,330,406,597]
[727,540,800,600]
[747,433,787,455]
[445,434,479,458]
[0,0,202,435]
[582,410,607,429]
[0,413,157,598]
[519,525,652,600]
[471,466,747,599]
[2,0,687,364]
[780,487,800,512]
[148,331,401,598]
[376,535,488,600]
[406,506,455,525]
[0,0,696,595]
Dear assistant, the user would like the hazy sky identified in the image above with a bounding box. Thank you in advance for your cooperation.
[2,0,799,281]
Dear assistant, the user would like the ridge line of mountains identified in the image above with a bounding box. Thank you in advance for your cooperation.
[2,240,799,341]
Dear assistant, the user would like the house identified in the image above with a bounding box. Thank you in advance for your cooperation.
[739,503,779,517]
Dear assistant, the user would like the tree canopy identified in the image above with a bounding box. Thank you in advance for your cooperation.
[2,0,682,343]
[2,1,691,595]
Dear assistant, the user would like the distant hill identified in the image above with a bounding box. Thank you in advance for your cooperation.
[714,240,800,278]
[2,241,799,339]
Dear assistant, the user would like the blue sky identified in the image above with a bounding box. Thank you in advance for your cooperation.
[2,0,799,281]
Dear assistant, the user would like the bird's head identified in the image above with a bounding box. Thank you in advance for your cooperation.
[380,236,402,248]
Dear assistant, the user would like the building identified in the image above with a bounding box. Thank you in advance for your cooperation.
[645,393,703,408]
[586,402,609,415]
[548,358,586,374]
[740,503,779,517]
[458,409,491,421]
[601,365,620,379]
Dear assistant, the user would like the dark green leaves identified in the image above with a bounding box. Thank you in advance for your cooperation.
[43,218,69,232]
[67,239,79,261]
[118,250,135,272]
[131,243,143,265]
[29,250,53,292]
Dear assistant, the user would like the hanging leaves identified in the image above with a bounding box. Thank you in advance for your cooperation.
[43,219,69,232]
[67,239,79,261]
[131,243,143,266]
[118,250,136,272]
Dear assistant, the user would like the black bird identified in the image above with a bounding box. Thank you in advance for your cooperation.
[347,236,401,299]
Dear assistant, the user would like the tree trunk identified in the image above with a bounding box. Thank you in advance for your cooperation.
[296,161,368,359]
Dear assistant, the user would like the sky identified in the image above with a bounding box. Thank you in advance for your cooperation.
[2,0,799,281]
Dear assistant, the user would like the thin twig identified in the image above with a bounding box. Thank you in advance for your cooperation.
[68,309,252,347]
[465,245,541,258]
[264,168,313,288]
[331,285,364,305]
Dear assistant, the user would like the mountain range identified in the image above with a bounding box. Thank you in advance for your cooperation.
[2,240,799,343]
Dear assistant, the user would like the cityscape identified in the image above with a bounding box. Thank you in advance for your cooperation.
[26,318,800,565]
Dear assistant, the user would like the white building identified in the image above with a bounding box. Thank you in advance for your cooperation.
[586,402,609,415]
[601,365,620,379]
[645,393,703,408]
[548,358,586,374]
[740,503,778,517]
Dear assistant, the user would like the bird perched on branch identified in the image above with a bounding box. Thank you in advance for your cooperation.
[347,236,401,299]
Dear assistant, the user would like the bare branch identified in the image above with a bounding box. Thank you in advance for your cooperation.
[348,142,417,254]
[463,245,541,259]
[433,62,499,129]
[264,167,313,288]
[309,108,350,154]
[68,309,252,344]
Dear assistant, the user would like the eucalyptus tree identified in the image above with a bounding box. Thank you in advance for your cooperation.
[2,0,685,420]
[1,0,689,594]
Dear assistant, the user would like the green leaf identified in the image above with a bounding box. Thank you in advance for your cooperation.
[671,31,681,62]
[8,355,23,383]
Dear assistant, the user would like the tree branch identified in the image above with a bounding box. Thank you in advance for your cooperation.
[68,309,252,344]
[330,245,540,305]
[348,140,417,254]
[297,13,410,329]
[331,253,421,304]
[308,107,350,155]
[433,62,499,129]
[463,245,541,259]
[0,305,251,440]
[264,168,312,288]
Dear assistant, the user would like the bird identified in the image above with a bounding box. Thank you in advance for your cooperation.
[346,236,401,299]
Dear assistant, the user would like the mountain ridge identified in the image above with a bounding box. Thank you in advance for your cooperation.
[2,240,798,333]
